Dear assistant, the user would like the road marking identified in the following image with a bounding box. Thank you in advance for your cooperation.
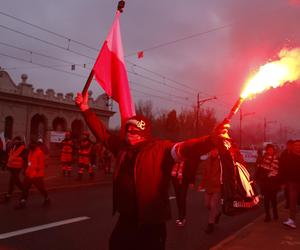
[169,196,176,200]
[0,216,90,240]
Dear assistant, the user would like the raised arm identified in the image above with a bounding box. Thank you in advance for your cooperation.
[75,93,121,155]
[171,122,229,161]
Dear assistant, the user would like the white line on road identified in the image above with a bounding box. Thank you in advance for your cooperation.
[0,216,90,240]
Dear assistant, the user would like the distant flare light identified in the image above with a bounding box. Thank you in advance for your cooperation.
[241,48,300,99]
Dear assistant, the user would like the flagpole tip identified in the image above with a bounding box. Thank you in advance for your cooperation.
[117,1,125,13]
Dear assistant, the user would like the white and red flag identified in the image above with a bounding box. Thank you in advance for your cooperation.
[92,11,135,122]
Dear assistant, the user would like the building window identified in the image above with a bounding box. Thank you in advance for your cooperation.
[4,116,13,139]
[30,114,47,140]
[71,120,84,140]
[52,117,66,131]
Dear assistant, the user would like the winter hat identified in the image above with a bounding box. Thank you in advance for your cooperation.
[125,115,151,137]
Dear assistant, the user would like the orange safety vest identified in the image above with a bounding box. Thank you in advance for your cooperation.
[61,139,73,162]
[78,145,91,165]
[26,147,45,178]
[7,145,25,169]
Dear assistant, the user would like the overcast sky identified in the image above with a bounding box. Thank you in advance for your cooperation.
[1,0,300,138]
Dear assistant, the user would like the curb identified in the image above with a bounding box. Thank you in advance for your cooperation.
[210,200,285,250]
[210,214,264,250]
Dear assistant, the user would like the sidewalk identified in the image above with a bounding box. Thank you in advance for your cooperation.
[0,159,112,196]
[211,202,300,250]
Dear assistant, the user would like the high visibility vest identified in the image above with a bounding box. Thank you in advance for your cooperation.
[7,145,25,169]
[78,144,92,165]
[61,139,73,162]
[26,147,45,178]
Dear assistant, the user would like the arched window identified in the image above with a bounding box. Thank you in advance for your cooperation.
[52,117,67,131]
[4,116,13,139]
[71,120,84,140]
[30,114,47,140]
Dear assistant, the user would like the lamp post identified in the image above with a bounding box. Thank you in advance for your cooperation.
[263,117,277,142]
[196,94,217,134]
[239,109,255,147]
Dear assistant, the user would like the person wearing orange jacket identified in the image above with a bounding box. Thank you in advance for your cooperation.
[77,131,94,180]
[60,131,74,177]
[16,138,50,208]
[1,136,27,203]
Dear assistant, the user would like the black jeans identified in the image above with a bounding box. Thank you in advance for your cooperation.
[8,168,24,194]
[109,216,166,250]
[261,183,278,217]
[21,177,48,200]
[172,177,189,220]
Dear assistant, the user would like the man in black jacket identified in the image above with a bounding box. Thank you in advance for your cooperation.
[76,93,228,250]
[281,140,300,229]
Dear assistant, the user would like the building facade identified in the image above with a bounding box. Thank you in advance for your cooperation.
[0,70,114,155]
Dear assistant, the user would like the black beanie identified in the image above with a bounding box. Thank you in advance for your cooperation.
[125,115,151,137]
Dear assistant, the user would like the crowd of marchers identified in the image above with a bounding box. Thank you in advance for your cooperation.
[0,111,300,249]
[0,136,50,208]
[0,132,113,208]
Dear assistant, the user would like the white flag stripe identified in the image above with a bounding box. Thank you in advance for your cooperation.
[0,216,90,240]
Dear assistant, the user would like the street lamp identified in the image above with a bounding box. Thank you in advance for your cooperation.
[263,118,277,142]
[239,109,255,148]
[195,94,217,134]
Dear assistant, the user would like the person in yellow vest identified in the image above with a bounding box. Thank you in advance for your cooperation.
[60,131,74,177]
[77,131,94,180]
[1,136,27,203]
[16,138,50,208]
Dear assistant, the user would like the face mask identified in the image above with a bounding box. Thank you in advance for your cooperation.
[125,133,145,146]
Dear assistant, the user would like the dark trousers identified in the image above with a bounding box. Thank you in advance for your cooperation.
[8,168,24,194]
[261,184,278,218]
[109,216,166,250]
[287,182,300,221]
[172,177,189,220]
[21,176,48,200]
[284,186,290,208]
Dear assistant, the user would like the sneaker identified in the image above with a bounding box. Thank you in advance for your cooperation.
[283,218,296,229]
[175,219,186,227]
[205,223,214,234]
[15,199,26,209]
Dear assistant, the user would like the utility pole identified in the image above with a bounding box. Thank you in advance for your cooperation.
[195,94,217,134]
[263,117,277,142]
[239,109,255,148]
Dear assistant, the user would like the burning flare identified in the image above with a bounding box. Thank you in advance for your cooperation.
[224,47,300,122]
[241,48,300,99]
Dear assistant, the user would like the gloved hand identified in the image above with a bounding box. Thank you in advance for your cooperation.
[75,93,89,111]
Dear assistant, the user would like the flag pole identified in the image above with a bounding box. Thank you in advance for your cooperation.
[82,70,94,97]
[81,1,126,97]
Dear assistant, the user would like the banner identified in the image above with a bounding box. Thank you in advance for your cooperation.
[50,131,66,143]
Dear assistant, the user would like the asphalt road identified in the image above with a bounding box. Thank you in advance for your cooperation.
[0,185,263,250]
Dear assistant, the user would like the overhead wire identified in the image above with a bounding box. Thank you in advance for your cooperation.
[1,8,299,136]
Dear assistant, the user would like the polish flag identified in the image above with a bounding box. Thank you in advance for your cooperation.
[137,51,144,59]
[93,11,135,122]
